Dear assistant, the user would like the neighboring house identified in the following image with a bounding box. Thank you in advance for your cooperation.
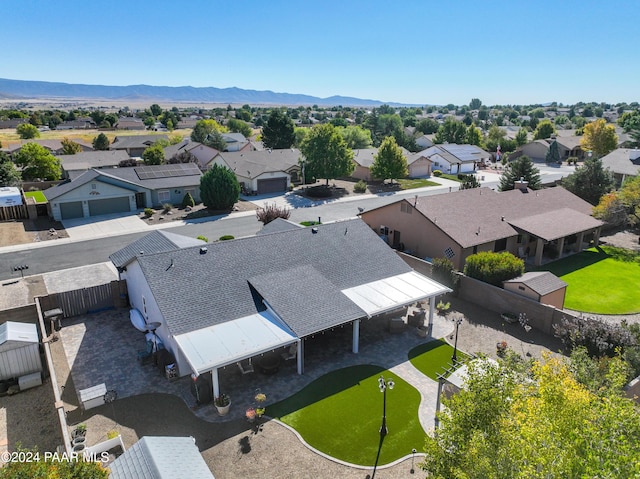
[4,139,92,156]
[351,147,413,181]
[116,117,146,130]
[360,185,603,269]
[56,119,95,130]
[60,150,131,180]
[520,137,585,163]
[221,132,251,152]
[415,135,434,149]
[0,118,27,129]
[503,271,568,309]
[109,436,214,479]
[163,140,219,171]
[216,149,302,194]
[110,135,168,157]
[421,144,490,174]
[109,218,451,397]
[406,150,433,177]
[519,140,551,162]
[601,148,640,186]
[177,118,199,129]
[44,163,202,220]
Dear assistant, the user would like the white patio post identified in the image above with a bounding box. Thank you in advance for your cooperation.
[557,237,565,260]
[352,319,360,354]
[296,341,304,375]
[535,238,544,266]
[211,368,220,399]
[428,296,436,337]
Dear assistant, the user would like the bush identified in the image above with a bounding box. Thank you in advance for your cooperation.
[305,185,332,198]
[554,315,635,358]
[431,257,459,290]
[300,220,321,226]
[118,158,138,167]
[463,251,524,286]
[219,235,234,241]
[433,170,443,177]
[457,173,465,180]
[182,192,195,208]
[256,203,291,225]
[196,235,208,242]
[143,208,154,217]
[200,163,241,210]
[353,180,367,193]
[162,203,172,213]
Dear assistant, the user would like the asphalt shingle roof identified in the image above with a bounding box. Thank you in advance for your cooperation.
[219,149,301,178]
[60,150,130,171]
[109,231,205,269]
[504,271,567,296]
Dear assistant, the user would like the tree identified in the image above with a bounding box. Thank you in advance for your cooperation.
[256,203,291,225]
[562,156,614,205]
[593,192,629,226]
[463,251,524,286]
[545,139,561,164]
[459,174,481,190]
[0,152,21,187]
[190,119,227,144]
[619,176,640,226]
[168,150,197,164]
[422,355,640,479]
[581,119,618,157]
[515,128,528,146]
[498,155,542,191]
[370,136,408,182]
[415,118,440,135]
[204,128,227,151]
[60,137,82,155]
[16,123,40,139]
[300,123,354,185]
[339,125,372,149]
[199,163,240,210]
[226,118,252,138]
[532,119,556,140]
[14,143,61,180]
[149,103,163,117]
[0,452,109,478]
[434,117,467,144]
[618,110,640,132]
[469,98,482,110]
[141,144,165,165]
[465,124,483,147]
[261,109,295,149]
[92,133,110,150]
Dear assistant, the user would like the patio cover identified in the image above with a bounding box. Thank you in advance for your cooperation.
[174,311,297,375]
[508,208,603,242]
[341,271,452,317]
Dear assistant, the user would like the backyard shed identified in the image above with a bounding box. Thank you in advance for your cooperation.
[503,271,568,309]
[0,322,43,381]
[0,187,23,207]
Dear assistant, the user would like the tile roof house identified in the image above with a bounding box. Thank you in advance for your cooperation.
[360,186,603,269]
[600,148,640,186]
[110,219,450,397]
[44,163,202,221]
[503,271,568,309]
[60,150,131,180]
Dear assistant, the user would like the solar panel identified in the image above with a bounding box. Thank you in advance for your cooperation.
[134,163,200,180]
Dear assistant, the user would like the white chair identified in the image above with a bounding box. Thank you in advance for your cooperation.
[281,343,297,361]
[237,358,254,374]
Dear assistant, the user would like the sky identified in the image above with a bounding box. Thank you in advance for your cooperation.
[2,0,639,106]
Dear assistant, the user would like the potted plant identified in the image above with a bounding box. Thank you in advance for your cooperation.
[496,340,508,357]
[214,394,231,416]
[245,407,256,422]
[255,391,267,418]
[72,423,86,439]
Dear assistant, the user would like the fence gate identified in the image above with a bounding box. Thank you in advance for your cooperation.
[55,283,116,318]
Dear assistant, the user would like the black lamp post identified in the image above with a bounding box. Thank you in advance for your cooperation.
[451,314,463,364]
[378,376,394,437]
[410,448,417,474]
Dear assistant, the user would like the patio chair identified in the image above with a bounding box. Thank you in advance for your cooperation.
[237,358,254,374]
[281,343,297,361]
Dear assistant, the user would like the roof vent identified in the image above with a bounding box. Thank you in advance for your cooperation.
[200,247,208,254]
[311,227,318,234]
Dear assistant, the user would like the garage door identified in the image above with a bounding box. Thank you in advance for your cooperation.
[257,178,287,194]
[88,197,130,216]
[60,201,83,220]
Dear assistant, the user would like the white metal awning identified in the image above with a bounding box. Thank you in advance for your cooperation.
[341,271,451,317]
[174,311,297,375]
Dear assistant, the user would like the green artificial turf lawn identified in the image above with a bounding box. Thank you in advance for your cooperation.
[538,246,640,314]
[24,190,47,203]
[408,339,466,379]
[267,365,425,466]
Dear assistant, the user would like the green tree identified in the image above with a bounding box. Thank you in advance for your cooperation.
[469,98,482,110]
[261,109,295,149]
[465,124,483,147]
[619,176,640,226]
[293,127,309,148]
[370,136,408,182]
[515,127,528,146]
[545,139,561,164]
[593,192,629,226]
[226,118,252,138]
[199,163,240,210]
[190,119,227,143]
[618,110,640,132]
[0,452,109,478]
[459,174,481,190]
[415,118,440,135]
[204,128,227,151]
[142,144,165,165]
[14,143,61,180]
[581,119,618,157]
[300,123,354,186]
[434,117,467,144]
[16,123,40,139]
[60,137,82,155]
[149,103,163,117]
[0,152,21,187]
[339,125,372,149]
[498,155,542,191]
[562,156,614,205]
[463,251,524,286]
[92,133,110,150]
[532,119,556,140]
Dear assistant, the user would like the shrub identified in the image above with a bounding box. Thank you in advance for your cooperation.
[300,220,321,226]
[118,158,138,167]
[219,235,234,241]
[567,156,578,165]
[463,251,524,286]
[433,170,443,177]
[182,192,195,208]
[554,315,635,358]
[200,163,241,210]
[431,257,459,290]
[162,203,172,213]
[305,185,332,198]
[353,180,367,193]
[457,173,465,180]
[143,208,154,217]
[196,235,208,242]
[256,203,291,225]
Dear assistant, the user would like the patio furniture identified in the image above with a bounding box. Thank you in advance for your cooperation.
[280,343,297,362]
[389,317,406,333]
[258,353,281,375]
[237,358,254,374]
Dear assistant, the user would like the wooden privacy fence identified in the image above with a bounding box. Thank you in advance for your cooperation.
[0,204,28,221]
[38,280,128,319]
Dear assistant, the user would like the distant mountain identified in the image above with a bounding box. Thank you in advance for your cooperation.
[0,78,408,107]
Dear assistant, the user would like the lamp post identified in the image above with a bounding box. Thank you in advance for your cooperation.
[410,448,417,474]
[378,376,394,437]
[451,314,463,364]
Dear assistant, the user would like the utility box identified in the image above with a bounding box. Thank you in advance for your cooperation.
[0,322,43,381]
[79,383,107,410]
[18,372,43,391]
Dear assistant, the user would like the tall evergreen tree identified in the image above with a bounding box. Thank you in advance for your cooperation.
[562,157,614,205]
[498,155,542,191]
[92,132,110,150]
[261,109,295,149]
[545,140,561,164]
[199,163,240,210]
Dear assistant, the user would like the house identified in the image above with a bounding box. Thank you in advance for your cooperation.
[406,150,434,177]
[44,163,202,220]
[421,144,490,174]
[221,132,251,152]
[60,150,131,180]
[116,117,146,130]
[216,149,302,194]
[503,271,568,309]
[360,186,603,269]
[351,147,414,181]
[109,218,451,397]
[56,119,95,130]
[163,140,219,171]
[601,148,640,186]
[109,436,214,479]
[0,118,27,129]
[415,135,434,149]
[519,137,585,163]
[110,135,168,157]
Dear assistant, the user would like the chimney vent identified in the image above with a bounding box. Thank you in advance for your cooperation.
[200,247,208,254]
[312,227,318,234]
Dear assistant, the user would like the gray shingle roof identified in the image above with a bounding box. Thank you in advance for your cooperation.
[60,150,130,171]
[219,149,301,178]
[601,148,640,176]
[504,271,567,296]
[44,170,102,200]
[134,219,412,336]
[256,218,304,235]
[109,230,205,269]
[110,135,168,149]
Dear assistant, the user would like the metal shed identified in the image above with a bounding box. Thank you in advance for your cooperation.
[0,322,43,381]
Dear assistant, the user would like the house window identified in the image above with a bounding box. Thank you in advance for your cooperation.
[91,183,97,190]
[517,234,523,244]
[158,190,170,203]
[518,286,525,291]
[473,245,478,254]
[142,296,148,318]
[400,202,412,214]
[494,238,507,252]
[444,247,455,259]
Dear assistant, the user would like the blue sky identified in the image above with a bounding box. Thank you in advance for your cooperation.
[3,0,639,106]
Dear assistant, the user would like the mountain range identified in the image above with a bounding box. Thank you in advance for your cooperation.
[0,78,405,107]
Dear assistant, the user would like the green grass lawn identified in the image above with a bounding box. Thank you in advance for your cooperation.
[537,246,640,314]
[439,174,462,182]
[267,365,425,466]
[397,178,440,189]
[408,339,466,379]
[24,190,47,203]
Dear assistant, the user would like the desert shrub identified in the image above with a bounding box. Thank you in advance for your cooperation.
[305,185,332,198]
[162,203,172,213]
[143,208,154,217]
[353,180,367,193]
[219,235,234,241]
[182,192,195,208]
[300,220,321,226]
[463,251,524,286]
[433,170,442,177]
[256,203,291,225]
[431,257,459,290]
[196,235,208,242]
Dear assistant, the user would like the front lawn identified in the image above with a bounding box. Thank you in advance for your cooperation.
[24,190,47,203]
[537,246,640,314]
[267,365,424,466]
[396,178,440,189]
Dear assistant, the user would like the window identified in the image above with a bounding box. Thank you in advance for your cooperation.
[142,296,148,317]
[91,183,97,190]
[400,202,412,214]
[444,247,455,259]
[518,286,525,291]
[158,190,170,203]
[473,245,478,254]
[494,238,507,252]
